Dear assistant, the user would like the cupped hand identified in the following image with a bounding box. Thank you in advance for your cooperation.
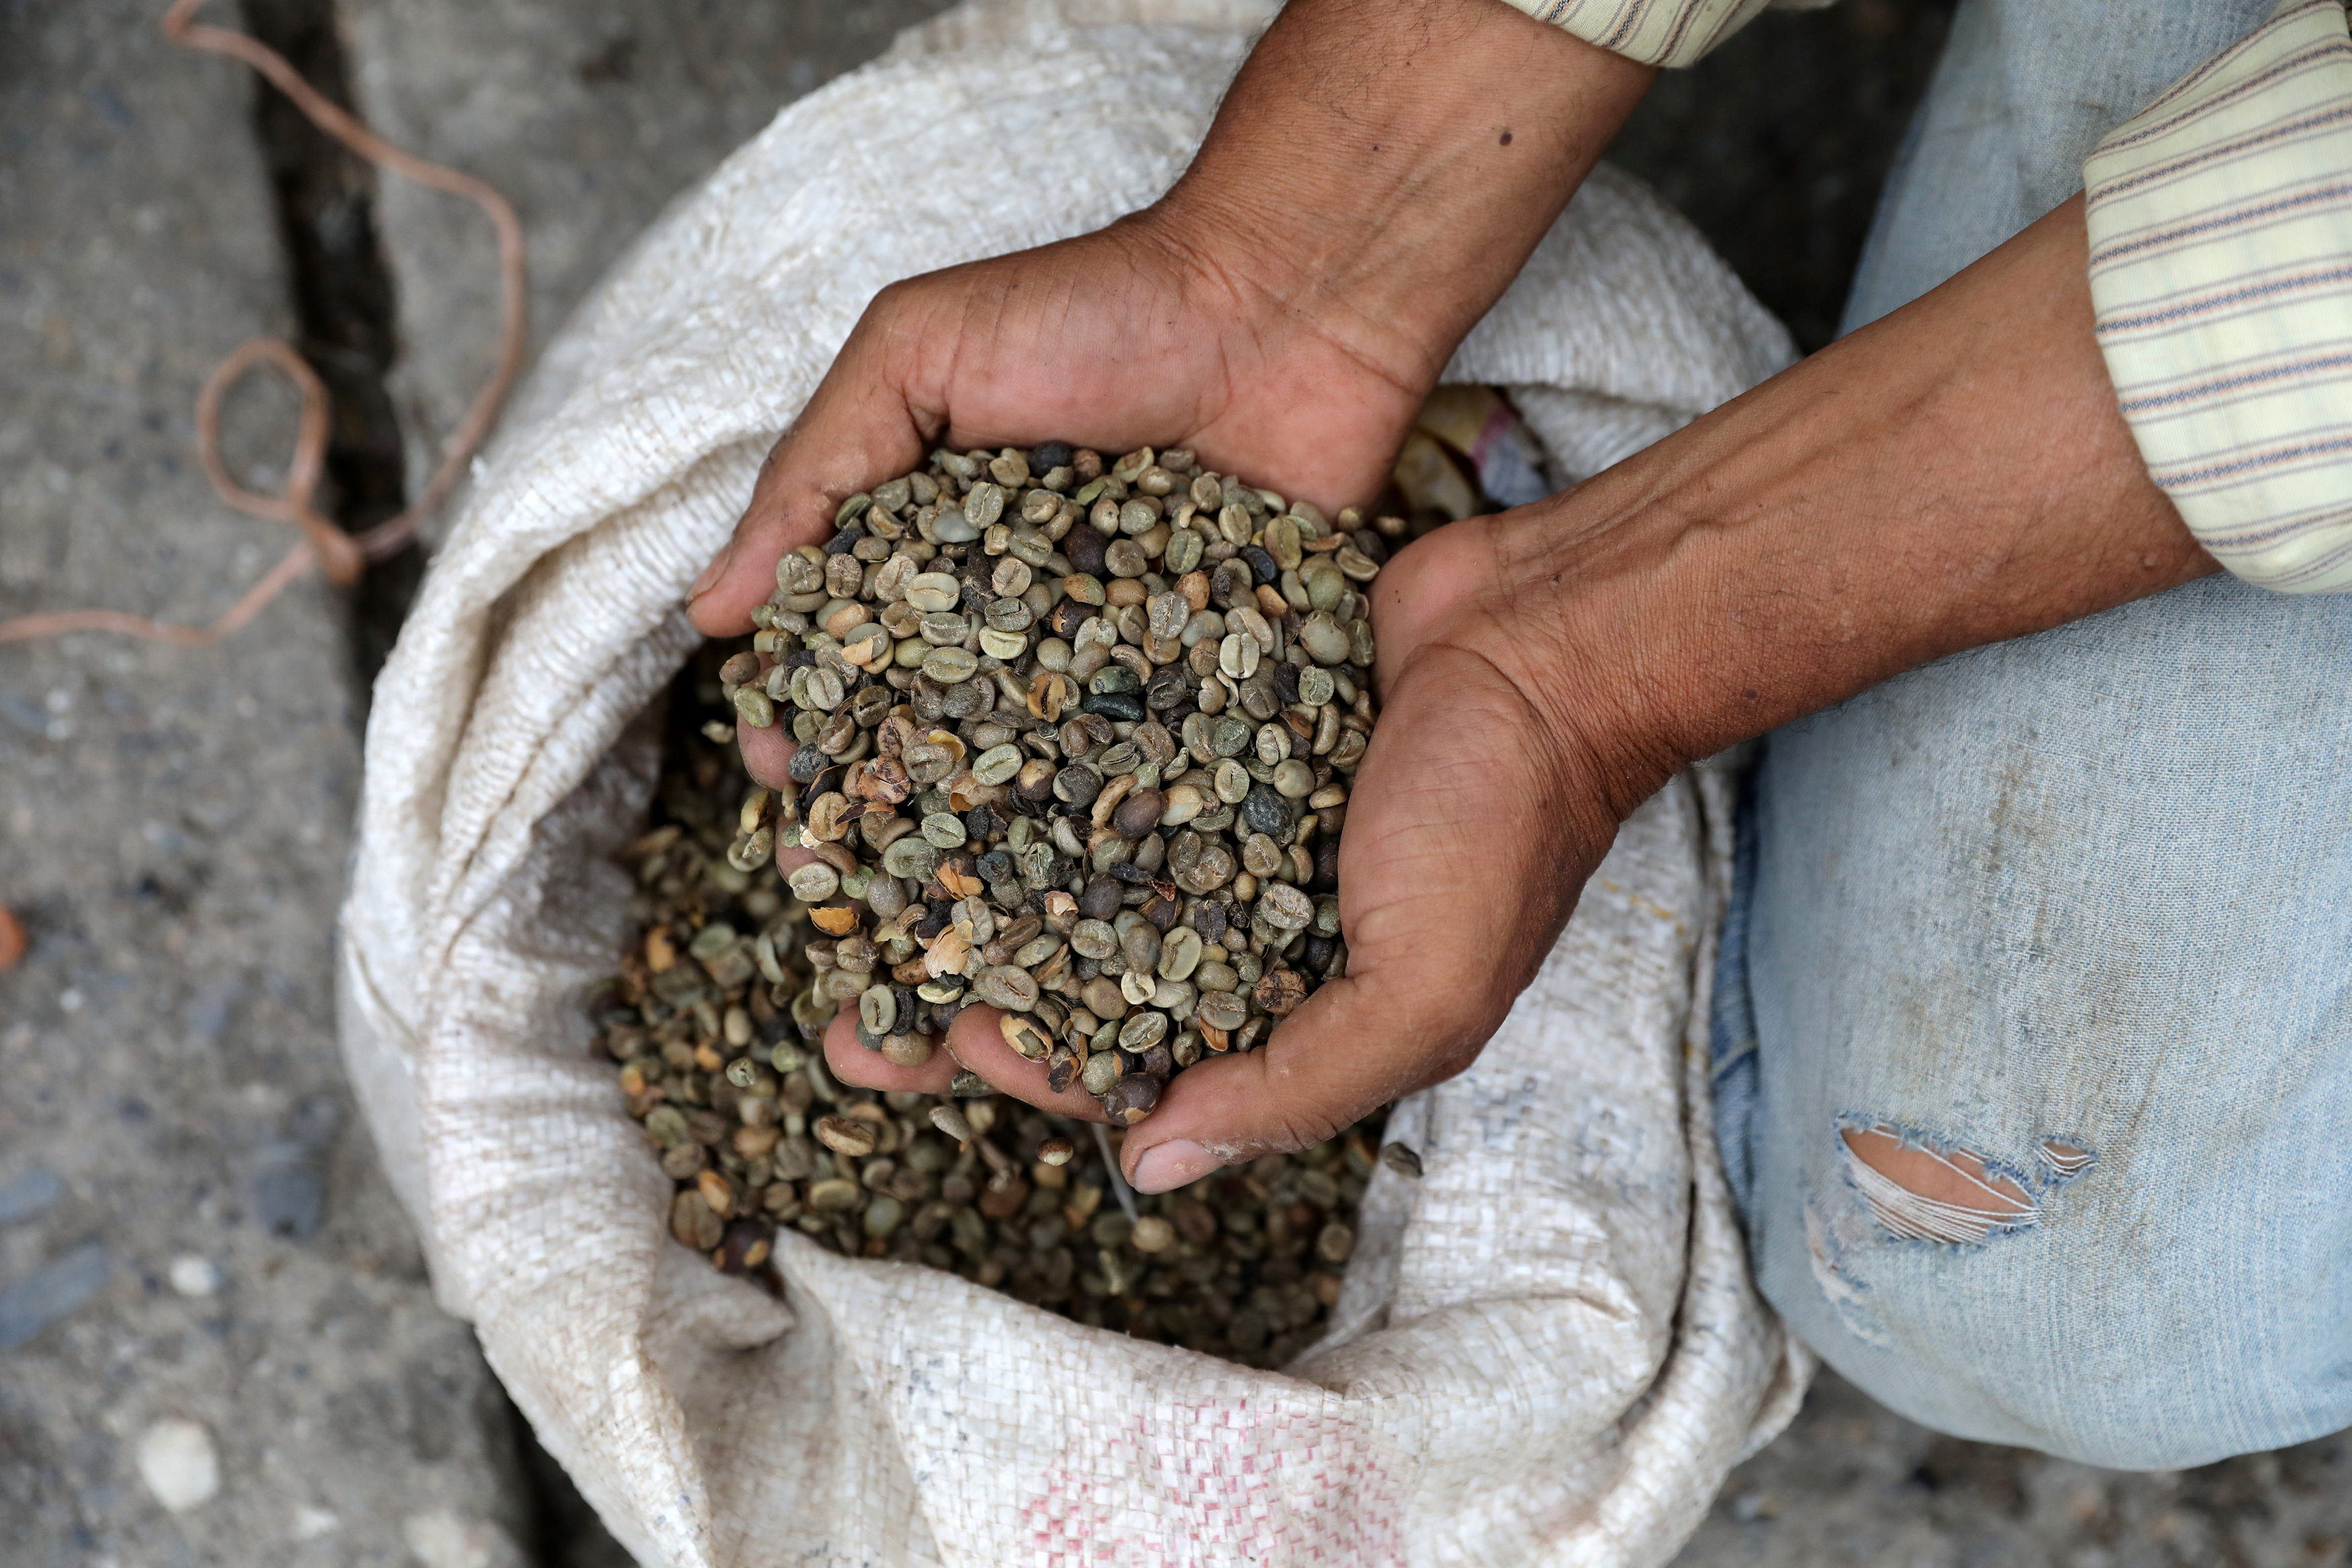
[1114,509,1648,1191]
[687,0,1654,1125]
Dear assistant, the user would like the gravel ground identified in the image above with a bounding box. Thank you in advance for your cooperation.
[9,3,2346,1565]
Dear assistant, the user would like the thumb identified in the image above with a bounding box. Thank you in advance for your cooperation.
[687,314,931,638]
[1116,961,1488,1194]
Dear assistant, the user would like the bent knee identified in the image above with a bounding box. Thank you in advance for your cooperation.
[1759,1117,2352,1470]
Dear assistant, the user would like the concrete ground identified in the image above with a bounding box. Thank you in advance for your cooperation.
[0,5,535,1565]
[5,2,2346,1566]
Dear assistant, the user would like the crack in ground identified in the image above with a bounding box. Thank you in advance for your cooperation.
[229,4,628,1564]
[236,0,421,699]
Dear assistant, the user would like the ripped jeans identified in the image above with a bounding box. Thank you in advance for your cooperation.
[1710,0,2352,1469]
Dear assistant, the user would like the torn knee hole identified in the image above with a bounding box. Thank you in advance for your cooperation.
[1839,1125,2039,1244]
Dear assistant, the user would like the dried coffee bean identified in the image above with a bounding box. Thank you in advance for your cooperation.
[974,966,1040,1011]
[1111,788,1165,839]
[1118,1010,1169,1051]
[671,1191,725,1251]
[1000,1013,1052,1059]
[1255,882,1313,931]
[1241,785,1290,836]
[1079,875,1123,922]
[1253,969,1308,1016]
[815,1115,879,1158]
[1081,1050,1122,1096]
[719,1220,775,1275]
[1104,1075,1160,1123]
[1197,990,1247,1032]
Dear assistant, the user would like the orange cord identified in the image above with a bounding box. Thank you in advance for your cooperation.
[0,0,530,648]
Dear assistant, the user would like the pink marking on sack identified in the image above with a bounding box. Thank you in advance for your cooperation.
[1015,1397,1402,1565]
[1468,404,1519,469]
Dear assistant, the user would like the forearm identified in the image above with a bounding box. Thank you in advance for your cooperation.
[1151,0,1654,392]
[1442,195,2216,810]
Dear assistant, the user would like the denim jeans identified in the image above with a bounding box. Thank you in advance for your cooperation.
[1710,0,2352,1469]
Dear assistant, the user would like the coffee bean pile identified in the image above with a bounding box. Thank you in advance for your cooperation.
[593,660,1398,1366]
[722,443,1386,1123]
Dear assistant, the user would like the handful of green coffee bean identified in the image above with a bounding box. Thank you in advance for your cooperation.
[594,674,1404,1366]
[720,442,1386,1124]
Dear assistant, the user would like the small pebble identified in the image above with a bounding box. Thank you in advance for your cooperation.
[136,1418,220,1513]
[292,1504,342,1541]
[168,1256,224,1298]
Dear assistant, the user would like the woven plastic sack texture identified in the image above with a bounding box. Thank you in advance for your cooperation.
[337,2,1811,1562]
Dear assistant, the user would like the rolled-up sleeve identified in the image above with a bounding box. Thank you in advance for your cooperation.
[1496,0,1833,71]
[2085,0,2352,593]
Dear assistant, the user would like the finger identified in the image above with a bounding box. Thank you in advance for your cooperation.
[687,308,933,638]
[737,715,797,792]
[944,1005,1114,1125]
[1366,514,1506,703]
[822,1005,958,1096]
[1116,966,1474,1193]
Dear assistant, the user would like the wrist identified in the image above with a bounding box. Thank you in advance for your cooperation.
[1370,503,1687,833]
[1444,197,2211,811]
[1141,0,1651,394]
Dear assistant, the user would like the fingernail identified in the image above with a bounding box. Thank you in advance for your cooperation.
[689,539,737,602]
[1128,1139,1220,1195]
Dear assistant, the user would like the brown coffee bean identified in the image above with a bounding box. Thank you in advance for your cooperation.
[1001,1013,1053,1059]
[1063,523,1109,576]
[976,1174,1030,1221]
[671,1190,724,1251]
[1253,968,1307,1016]
[1079,874,1123,922]
[1103,1074,1160,1123]
[718,1219,775,1275]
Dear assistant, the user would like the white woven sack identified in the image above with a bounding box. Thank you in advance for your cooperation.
[337,2,1813,1562]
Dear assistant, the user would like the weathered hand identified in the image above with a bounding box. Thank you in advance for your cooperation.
[1112,507,1641,1188]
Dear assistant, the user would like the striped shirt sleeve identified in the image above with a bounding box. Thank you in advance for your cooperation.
[1496,0,1833,71]
[2085,0,2352,593]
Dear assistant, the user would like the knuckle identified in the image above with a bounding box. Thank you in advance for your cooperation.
[1273,1106,1347,1153]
